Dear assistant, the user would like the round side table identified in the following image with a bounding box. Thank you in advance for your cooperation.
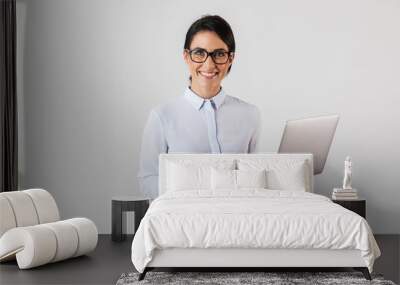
[111,196,149,242]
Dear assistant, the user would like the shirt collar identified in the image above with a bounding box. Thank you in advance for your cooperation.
[184,86,226,111]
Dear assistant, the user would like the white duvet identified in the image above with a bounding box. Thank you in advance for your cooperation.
[131,190,380,273]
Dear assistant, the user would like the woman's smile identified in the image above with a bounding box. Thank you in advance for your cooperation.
[198,71,219,79]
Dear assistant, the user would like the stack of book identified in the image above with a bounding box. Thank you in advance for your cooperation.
[332,188,358,200]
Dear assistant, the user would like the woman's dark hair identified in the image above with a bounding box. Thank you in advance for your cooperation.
[184,15,235,76]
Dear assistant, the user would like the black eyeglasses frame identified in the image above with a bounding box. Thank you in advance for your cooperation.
[186,48,233,64]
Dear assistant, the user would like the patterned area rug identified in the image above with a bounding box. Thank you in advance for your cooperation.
[116,271,396,285]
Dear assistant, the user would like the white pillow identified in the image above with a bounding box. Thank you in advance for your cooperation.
[237,169,267,189]
[237,159,309,191]
[211,168,236,189]
[166,159,235,192]
[211,168,268,190]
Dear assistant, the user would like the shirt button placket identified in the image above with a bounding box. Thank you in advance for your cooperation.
[204,100,221,153]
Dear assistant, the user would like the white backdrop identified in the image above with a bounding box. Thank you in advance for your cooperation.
[17,0,400,233]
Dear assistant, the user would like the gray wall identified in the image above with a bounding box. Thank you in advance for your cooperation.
[17,0,400,234]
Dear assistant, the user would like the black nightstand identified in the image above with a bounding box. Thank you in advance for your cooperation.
[332,199,366,218]
[111,196,150,242]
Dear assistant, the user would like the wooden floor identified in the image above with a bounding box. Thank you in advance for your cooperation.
[0,234,398,285]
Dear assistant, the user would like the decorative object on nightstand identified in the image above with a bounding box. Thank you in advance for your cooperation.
[332,199,366,218]
[342,156,353,190]
[332,156,358,200]
[332,188,358,200]
[111,196,149,242]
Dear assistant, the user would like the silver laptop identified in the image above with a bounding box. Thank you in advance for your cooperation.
[278,114,339,175]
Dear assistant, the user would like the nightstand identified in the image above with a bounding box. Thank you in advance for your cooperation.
[332,199,366,218]
[111,196,150,242]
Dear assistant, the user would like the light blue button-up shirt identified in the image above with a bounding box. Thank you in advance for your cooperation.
[138,87,261,198]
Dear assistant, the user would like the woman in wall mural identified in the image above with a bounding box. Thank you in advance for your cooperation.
[138,15,261,199]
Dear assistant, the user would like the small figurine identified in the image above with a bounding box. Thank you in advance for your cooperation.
[342,156,352,190]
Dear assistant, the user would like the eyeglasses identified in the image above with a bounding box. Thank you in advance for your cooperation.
[186,48,232,64]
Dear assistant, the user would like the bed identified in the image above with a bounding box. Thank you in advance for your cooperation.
[131,153,380,281]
